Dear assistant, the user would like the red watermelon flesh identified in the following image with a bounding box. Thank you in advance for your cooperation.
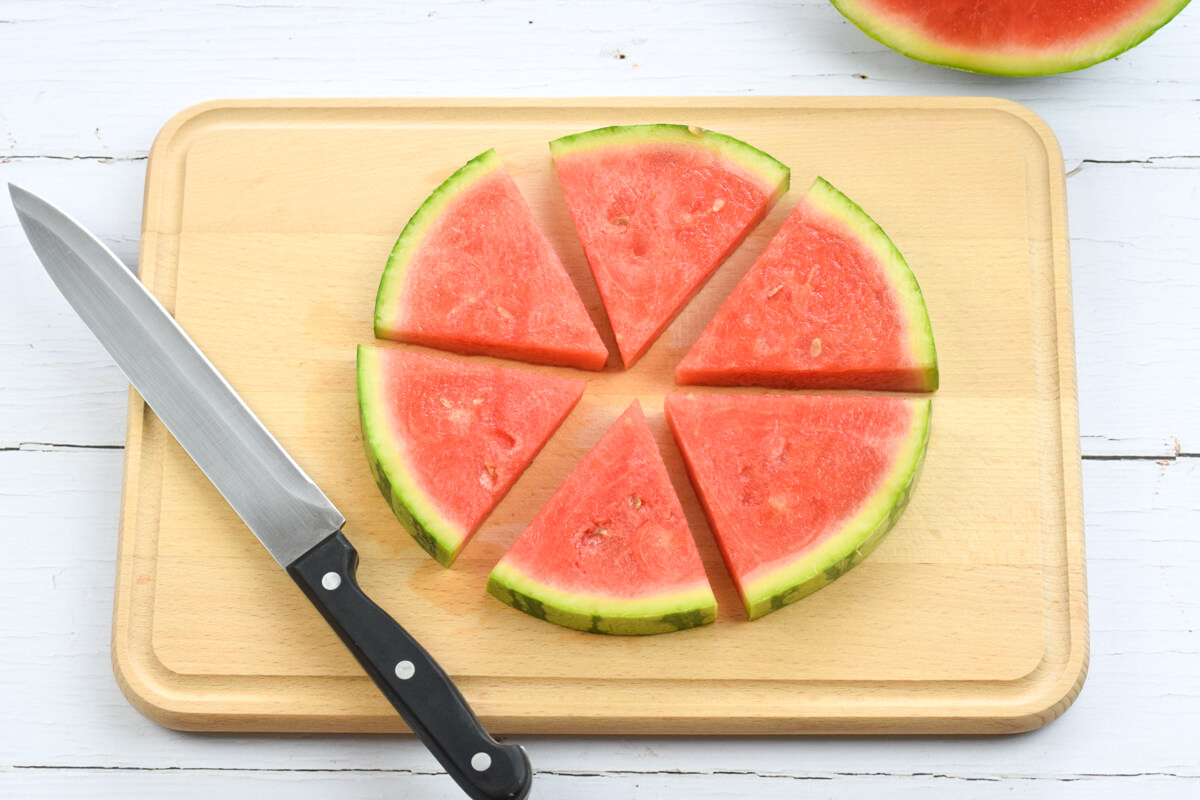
[375,149,608,371]
[551,125,789,368]
[676,177,937,392]
[357,345,585,567]
[831,0,1191,76]
[488,401,717,635]
[666,393,930,619]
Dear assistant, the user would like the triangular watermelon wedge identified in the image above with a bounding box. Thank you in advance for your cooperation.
[374,149,609,371]
[550,125,790,368]
[666,393,930,620]
[677,177,938,392]
[488,400,718,635]
[357,345,585,567]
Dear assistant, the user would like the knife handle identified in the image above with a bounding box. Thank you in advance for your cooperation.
[287,531,532,800]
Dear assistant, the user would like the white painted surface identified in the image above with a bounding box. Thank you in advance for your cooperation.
[1,1,1198,797]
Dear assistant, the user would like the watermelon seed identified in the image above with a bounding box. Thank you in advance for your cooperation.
[767,284,784,298]
[810,338,822,357]
[479,464,498,489]
[472,397,484,405]
[687,125,705,137]
[612,215,630,230]
[495,304,514,320]
[711,198,725,212]
[630,493,643,509]
[439,397,452,408]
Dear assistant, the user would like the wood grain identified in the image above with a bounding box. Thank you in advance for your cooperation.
[3,453,1192,776]
[2,2,1197,162]
[5,155,1198,458]
[108,97,1086,734]
[4,768,1198,800]
[3,2,1198,794]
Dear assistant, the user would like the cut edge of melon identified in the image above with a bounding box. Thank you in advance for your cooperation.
[356,345,467,567]
[806,176,939,391]
[830,0,1192,76]
[374,148,504,339]
[549,124,791,198]
[487,561,718,635]
[740,397,931,620]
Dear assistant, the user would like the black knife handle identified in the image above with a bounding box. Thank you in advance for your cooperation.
[287,530,532,800]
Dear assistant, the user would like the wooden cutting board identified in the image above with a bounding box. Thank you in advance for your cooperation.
[113,98,1086,735]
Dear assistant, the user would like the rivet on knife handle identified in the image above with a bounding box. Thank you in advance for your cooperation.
[288,531,533,800]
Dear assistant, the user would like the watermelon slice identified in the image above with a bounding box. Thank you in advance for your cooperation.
[550,125,790,368]
[357,345,585,567]
[666,393,930,619]
[830,0,1191,76]
[488,401,718,635]
[374,148,609,371]
[677,177,937,392]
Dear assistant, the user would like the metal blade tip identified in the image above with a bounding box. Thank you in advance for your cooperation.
[9,183,44,218]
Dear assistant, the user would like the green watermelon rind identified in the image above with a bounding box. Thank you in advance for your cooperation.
[374,148,503,340]
[830,0,1192,77]
[549,124,791,197]
[356,345,465,567]
[487,561,718,636]
[741,398,932,620]
[807,177,939,391]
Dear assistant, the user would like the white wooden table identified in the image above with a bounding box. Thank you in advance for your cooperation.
[2,2,1198,797]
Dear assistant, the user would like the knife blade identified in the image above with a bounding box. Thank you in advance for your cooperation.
[10,184,532,800]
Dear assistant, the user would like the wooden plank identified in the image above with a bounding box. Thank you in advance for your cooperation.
[0,157,146,448]
[1,2,1197,162]
[105,97,1084,733]
[4,158,1200,457]
[1,0,1198,793]
[1069,162,1200,458]
[1,450,1196,775]
[2,769,1199,799]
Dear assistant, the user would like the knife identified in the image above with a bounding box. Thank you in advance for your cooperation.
[9,184,533,800]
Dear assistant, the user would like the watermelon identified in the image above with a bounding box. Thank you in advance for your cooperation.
[666,393,930,620]
[374,148,609,371]
[488,401,718,635]
[357,345,585,567]
[550,125,790,368]
[676,177,937,392]
[830,0,1192,76]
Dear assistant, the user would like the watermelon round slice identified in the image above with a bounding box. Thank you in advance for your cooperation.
[374,148,609,371]
[676,177,937,392]
[830,0,1192,76]
[488,401,717,635]
[357,345,585,567]
[550,125,790,368]
[666,393,930,620]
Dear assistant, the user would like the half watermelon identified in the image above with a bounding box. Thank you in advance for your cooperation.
[357,345,585,567]
[677,177,937,392]
[666,393,930,619]
[550,125,790,368]
[374,148,609,371]
[488,401,718,635]
[830,0,1192,76]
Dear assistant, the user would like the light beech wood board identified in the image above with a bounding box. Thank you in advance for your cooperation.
[111,97,1086,734]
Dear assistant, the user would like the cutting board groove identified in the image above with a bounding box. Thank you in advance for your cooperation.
[113,98,1086,734]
